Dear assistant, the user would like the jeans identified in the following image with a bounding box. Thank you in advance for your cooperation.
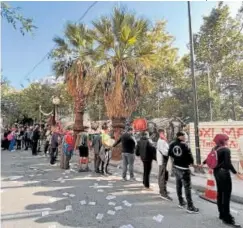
[158,163,168,195]
[143,160,152,188]
[122,153,135,179]
[214,169,232,222]
[94,153,101,172]
[50,148,58,164]
[175,167,193,207]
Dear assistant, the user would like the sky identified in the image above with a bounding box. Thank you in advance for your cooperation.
[1,1,242,89]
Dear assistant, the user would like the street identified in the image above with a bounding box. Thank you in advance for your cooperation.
[1,150,243,228]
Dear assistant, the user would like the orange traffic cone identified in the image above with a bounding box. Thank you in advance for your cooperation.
[199,169,217,204]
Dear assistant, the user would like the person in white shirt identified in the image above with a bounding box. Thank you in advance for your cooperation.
[157,129,172,201]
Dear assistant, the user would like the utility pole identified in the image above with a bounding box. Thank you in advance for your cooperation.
[187,1,201,165]
[207,64,213,121]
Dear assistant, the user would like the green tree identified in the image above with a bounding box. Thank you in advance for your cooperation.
[51,23,98,140]
[1,2,37,35]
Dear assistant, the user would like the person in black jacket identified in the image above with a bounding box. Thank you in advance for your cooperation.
[32,125,40,156]
[203,134,243,227]
[113,127,136,181]
[136,131,156,190]
[168,131,199,214]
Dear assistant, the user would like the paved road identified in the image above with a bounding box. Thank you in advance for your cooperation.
[1,150,243,228]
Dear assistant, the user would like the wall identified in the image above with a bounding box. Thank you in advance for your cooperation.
[189,121,243,172]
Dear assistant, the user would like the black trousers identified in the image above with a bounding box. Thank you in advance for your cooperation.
[143,160,152,188]
[50,148,58,164]
[25,139,30,150]
[32,141,38,155]
[16,140,21,150]
[44,141,50,154]
[214,169,232,222]
[175,167,193,207]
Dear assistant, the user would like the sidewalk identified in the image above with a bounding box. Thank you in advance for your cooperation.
[109,158,243,204]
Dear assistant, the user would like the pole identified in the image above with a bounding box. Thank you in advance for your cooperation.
[187,1,201,165]
[207,65,213,121]
[231,93,237,120]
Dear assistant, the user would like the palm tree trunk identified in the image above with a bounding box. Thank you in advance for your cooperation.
[73,96,85,146]
[112,117,126,161]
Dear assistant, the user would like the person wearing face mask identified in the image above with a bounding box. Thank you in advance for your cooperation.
[168,131,199,214]
[202,134,243,227]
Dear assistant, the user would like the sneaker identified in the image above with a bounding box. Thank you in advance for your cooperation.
[130,177,136,182]
[187,206,199,214]
[223,217,242,228]
[178,201,187,209]
[160,194,173,201]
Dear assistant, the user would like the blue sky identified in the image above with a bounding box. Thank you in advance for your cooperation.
[1,1,242,88]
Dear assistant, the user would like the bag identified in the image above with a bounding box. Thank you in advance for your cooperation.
[206,146,224,169]
[7,134,13,141]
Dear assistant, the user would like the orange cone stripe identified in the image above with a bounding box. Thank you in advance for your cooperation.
[207,179,215,187]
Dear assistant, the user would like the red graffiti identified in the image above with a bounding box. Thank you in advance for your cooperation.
[199,128,215,138]
[221,128,243,139]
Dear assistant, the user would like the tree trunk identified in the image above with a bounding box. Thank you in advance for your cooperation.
[111,117,126,161]
[73,96,85,145]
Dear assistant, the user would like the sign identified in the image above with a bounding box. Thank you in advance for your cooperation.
[189,121,243,172]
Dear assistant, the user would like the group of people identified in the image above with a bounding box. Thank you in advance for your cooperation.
[2,122,243,227]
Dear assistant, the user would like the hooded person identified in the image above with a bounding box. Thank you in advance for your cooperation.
[202,134,243,227]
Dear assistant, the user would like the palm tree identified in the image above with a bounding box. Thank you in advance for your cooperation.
[51,23,97,141]
[89,8,160,159]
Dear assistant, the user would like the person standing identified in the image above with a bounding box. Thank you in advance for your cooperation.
[168,131,199,214]
[50,129,60,164]
[16,129,22,150]
[202,134,243,227]
[113,127,136,181]
[76,128,90,172]
[32,125,40,156]
[44,127,51,155]
[61,130,74,169]
[136,131,155,189]
[92,132,102,173]
[157,129,172,201]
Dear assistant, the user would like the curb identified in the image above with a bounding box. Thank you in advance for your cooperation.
[109,162,243,205]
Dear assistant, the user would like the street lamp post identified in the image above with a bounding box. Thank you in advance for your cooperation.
[187,1,201,165]
[52,97,60,126]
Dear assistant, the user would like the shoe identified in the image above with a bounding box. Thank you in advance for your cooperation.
[160,194,173,201]
[223,220,242,227]
[187,206,199,214]
[130,177,136,182]
[95,170,100,174]
[178,201,187,209]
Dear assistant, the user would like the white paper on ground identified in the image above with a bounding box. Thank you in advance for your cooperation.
[153,214,164,223]
[80,200,87,205]
[122,200,128,204]
[62,192,69,196]
[97,189,104,192]
[124,202,132,207]
[49,198,58,203]
[37,174,42,176]
[107,210,116,215]
[89,202,96,206]
[108,183,113,186]
[42,211,49,216]
[29,175,34,177]
[65,176,69,178]
[69,194,75,198]
[115,206,123,211]
[65,205,72,211]
[231,209,239,215]
[96,213,104,220]
[108,202,116,206]
[94,183,99,186]
[60,180,65,183]
[106,195,116,200]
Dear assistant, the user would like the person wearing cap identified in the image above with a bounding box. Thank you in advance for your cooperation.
[113,127,136,181]
[168,131,199,214]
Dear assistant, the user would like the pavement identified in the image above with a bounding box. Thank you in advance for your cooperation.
[1,149,243,228]
[109,158,243,204]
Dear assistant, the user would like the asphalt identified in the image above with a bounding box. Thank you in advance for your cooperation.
[1,150,243,228]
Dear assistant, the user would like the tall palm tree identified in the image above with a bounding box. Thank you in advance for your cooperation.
[90,8,158,159]
[90,8,157,122]
[51,23,97,141]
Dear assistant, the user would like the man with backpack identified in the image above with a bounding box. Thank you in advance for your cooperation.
[168,131,199,214]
